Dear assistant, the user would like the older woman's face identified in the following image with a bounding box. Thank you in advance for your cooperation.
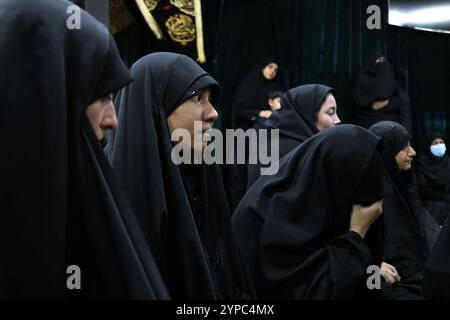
[315,94,341,131]
[167,87,218,151]
[395,143,416,171]
[262,63,278,80]
[85,94,118,141]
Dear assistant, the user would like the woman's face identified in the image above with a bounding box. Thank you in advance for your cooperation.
[85,94,118,141]
[431,137,445,146]
[315,94,341,131]
[262,63,278,80]
[395,143,416,171]
[167,87,218,151]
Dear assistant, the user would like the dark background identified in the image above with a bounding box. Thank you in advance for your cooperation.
[114,0,450,152]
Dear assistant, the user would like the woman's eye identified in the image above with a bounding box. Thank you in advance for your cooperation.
[192,92,202,103]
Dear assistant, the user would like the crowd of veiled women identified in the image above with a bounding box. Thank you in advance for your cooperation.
[1,0,450,300]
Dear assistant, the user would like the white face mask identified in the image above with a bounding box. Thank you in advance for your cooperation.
[430,143,446,157]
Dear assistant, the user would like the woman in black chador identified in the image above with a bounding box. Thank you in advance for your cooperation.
[369,121,439,300]
[415,132,450,226]
[353,54,412,133]
[247,84,341,188]
[231,60,279,131]
[0,0,168,299]
[106,52,255,299]
[232,124,385,299]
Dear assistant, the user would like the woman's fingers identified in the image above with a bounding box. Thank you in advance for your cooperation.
[381,262,401,284]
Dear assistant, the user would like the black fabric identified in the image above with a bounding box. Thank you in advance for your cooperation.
[423,207,450,299]
[0,0,168,299]
[419,186,450,204]
[106,52,255,299]
[353,53,397,107]
[148,0,203,63]
[369,121,436,299]
[379,173,427,298]
[246,116,275,189]
[115,0,221,74]
[352,54,412,134]
[232,124,385,299]
[231,59,279,130]
[247,84,334,188]
[422,201,450,227]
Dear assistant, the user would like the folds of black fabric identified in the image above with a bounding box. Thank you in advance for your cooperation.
[353,54,412,134]
[380,173,427,298]
[423,207,450,299]
[0,0,168,299]
[353,54,398,108]
[232,124,385,299]
[106,52,255,299]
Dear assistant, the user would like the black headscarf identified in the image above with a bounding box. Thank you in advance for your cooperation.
[233,124,385,299]
[246,84,335,189]
[106,52,255,299]
[266,84,334,156]
[0,0,168,299]
[369,121,411,194]
[231,59,279,130]
[416,132,450,187]
[353,53,398,107]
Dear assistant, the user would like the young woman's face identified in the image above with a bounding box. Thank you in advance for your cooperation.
[315,94,341,131]
[262,63,278,80]
[167,87,218,151]
[395,143,416,171]
[85,94,118,141]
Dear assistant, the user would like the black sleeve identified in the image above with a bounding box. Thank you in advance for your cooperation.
[300,231,373,300]
[261,231,373,300]
[235,107,260,121]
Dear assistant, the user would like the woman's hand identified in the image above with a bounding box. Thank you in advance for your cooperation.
[349,201,383,239]
[380,262,401,284]
[371,100,389,110]
[259,110,272,118]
